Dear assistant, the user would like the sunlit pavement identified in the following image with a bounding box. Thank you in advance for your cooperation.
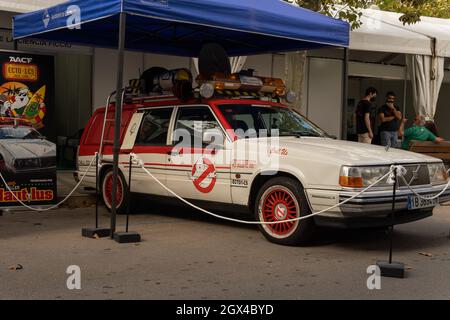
[1,200,450,300]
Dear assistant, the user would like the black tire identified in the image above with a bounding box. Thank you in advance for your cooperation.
[101,168,129,214]
[254,177,315,245]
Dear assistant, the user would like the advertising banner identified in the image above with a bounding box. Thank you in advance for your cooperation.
[0,51,56,207]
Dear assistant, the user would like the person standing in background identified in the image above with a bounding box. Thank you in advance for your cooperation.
[378,92,402,148]
[355,87,377,144]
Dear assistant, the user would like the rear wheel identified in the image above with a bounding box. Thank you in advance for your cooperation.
[101,168,128,214]
[255,177,315,245]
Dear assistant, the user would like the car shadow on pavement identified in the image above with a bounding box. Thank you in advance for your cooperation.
[130,196,257,231]
[130,195,450,252]
[313,223,449,253]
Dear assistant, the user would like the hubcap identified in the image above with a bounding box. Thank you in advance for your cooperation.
[259,186,299,238]
[274,203,288,220]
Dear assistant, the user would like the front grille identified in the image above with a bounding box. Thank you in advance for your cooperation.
[397,164,430,187]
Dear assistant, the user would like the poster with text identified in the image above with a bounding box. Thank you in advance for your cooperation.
[0,51,56,207]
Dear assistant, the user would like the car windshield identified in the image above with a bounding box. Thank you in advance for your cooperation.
[218,104,328,138]
[0,126,42,139]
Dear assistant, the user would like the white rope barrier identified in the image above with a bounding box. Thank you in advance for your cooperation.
[3,149,449,221]
[0,154,97,212]
[397,167,450,201]
[131,153,395,225]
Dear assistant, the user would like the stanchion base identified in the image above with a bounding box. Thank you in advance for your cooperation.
[81,227,111,238]
[376,261,405,278]
[113,231,141,243]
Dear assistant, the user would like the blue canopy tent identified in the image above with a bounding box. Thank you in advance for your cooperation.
[13,0,349,238]
[14,0,349,55]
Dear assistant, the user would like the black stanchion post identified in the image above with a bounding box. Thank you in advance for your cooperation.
[113,154,141,244]
[126,154,132,233]
[95,152,99,229]
[82,153,111,238]
[376,166,405,278]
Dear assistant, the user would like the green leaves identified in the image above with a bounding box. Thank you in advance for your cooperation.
[378,0,450,24]
[284,0,450,29]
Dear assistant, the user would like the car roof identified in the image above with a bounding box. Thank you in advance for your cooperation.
[95,95,287,113]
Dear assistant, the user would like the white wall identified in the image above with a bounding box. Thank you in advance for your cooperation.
[306,58,343,138]
[92,49,196,109]
[92,48,144,109]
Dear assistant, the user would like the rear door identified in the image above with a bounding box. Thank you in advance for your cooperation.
[166,105,232,203]
[130,107,175,196]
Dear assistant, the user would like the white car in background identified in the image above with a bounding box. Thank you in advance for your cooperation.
[0,123,56,177]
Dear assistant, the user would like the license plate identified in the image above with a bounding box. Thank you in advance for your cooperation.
[407,195,439,210]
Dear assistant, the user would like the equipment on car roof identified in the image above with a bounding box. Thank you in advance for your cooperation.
[128,43,295,103]
[139,67,193,100]
[198,43,232,78]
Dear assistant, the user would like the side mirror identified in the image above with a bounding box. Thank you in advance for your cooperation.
[203,128,224,147]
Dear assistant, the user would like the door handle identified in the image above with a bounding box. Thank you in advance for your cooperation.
[167,149,181,156]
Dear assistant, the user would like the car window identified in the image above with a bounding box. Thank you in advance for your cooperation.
[135,108,173,146]
[0,126,41,139]
[218,104,327,138]
[173,106,223,147]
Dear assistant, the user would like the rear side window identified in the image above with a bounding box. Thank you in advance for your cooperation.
[135,108,173,145]
[83,110,135,145]
[173,106,222,147]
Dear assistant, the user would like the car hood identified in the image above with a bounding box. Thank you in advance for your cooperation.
[279,137,439,165]
[0,139,56,159]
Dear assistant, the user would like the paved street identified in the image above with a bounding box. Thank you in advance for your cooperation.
[1,199,450,300]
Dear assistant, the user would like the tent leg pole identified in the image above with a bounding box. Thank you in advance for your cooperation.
[341,47,349,140]
[110,12,127,239]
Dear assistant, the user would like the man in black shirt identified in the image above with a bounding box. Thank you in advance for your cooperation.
[378,92,402,148]
[355,87,377,144]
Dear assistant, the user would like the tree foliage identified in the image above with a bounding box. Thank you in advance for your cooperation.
[378,0,450,24]
[285,0,450,29]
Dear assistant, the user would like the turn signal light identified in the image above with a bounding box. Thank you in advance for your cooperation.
[339,176,364,188]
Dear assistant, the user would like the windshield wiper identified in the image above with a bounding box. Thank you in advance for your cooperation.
[279,131,323,138]
[279,132,302,138]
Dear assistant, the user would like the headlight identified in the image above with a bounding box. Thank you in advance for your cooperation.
[428,162,448,185]
[14,158,40,169]
[339,166,391,188]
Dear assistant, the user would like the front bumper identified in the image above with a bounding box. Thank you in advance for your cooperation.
[337,185,450,215]
[307,184,450,228]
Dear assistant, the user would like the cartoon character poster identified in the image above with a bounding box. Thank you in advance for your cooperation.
[0,52,54,133]
[0,52,56,207]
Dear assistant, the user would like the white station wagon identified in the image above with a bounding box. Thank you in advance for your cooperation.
[76,72,450,245]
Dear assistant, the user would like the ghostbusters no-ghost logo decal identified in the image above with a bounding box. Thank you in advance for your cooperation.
[191,157,216,193]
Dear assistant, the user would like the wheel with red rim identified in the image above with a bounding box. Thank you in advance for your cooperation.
[255,177,315,245]
[101,168,128,213]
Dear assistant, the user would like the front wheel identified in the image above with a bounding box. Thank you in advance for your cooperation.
[255,177,315,245]
[101,168,128,214]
